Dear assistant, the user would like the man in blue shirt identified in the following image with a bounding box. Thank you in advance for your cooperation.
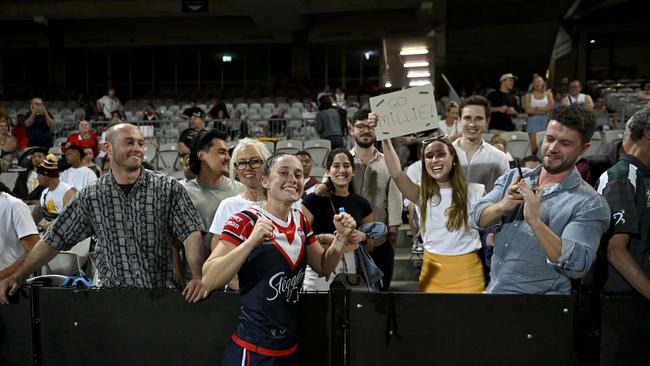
[471,105,610,294]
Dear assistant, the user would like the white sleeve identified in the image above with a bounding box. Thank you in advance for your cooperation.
[209,200,232,235]
[85,169,98,186]
[13,199,39,239]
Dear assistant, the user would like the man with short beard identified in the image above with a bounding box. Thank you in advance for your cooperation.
[348,108,402,291]
[471,106,610,294]
[0,124,208,304]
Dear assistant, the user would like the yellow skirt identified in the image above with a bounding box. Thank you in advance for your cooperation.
[419,250,486,293]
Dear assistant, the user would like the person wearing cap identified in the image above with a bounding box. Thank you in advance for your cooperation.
[184,130,244,257]
[177,110,207,155]
[487,73,519,131]
[0,124,207,304]
[561,80,594,110]
[36,154,76,232]
[181,101,206,120]
[13,146,48,204]
[60,144,98,191]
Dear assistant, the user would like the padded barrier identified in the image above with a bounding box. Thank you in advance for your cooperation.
[1,287,649,366]
[600,295,650,366]
[348,292,576,366]
[0,287,34,366]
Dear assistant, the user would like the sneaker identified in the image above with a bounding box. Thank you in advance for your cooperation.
[412,240,424,254]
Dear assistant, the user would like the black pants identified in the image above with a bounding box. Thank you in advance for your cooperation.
[370,242,394,291]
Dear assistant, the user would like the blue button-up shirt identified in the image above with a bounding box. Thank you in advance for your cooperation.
[471,167,610,294]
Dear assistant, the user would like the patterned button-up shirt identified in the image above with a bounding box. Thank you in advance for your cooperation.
[44,168,204,288]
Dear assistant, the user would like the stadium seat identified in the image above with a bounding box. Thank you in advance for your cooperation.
[503,132,530,160]
[310,166,325,180]
[304,139,331,167]
[583,132,604,157]
[275,140,303,154]
[157,143,180,171]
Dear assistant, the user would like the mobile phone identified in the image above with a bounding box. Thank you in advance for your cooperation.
[515,158,524,180]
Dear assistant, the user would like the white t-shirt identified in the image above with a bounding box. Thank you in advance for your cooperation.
[97,95,123,119]
[0,193,39,270]
[439,120,460,139]
[209,194,261,235]
[302,251,356,292]
[60,166,98,192]
[422,183,484,256]
[40,181,74,220]
[302,111,317,119]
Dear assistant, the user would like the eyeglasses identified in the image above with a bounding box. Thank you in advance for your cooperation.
[235,158,264,171]
[353,123,377,131]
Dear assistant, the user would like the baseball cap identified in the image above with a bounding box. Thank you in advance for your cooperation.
[499,73,518,82]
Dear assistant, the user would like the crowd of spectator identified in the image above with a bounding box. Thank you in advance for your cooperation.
[0,74,649,364]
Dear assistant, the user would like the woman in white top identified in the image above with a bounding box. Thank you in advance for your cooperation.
[379,122,486,293]
[209,138,271,249]
[439,102,462,142]
[524,75,553,155]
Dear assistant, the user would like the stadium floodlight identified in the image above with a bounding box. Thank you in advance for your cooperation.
[409,79,431,87]
[407,70,431,78]
[404,61,429,68]
[400,48,429,56]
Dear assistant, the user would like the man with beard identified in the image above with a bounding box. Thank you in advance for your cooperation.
[348,108,402,290]
[471,106,610,294]
[0,124,208,304]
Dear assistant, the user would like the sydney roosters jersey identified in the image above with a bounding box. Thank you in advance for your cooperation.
[220,205,318,353]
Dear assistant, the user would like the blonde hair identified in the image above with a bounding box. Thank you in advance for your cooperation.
[418,138,470,233]
[229,138,272,178]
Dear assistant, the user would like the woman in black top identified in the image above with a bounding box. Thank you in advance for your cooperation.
[300,148,375,291]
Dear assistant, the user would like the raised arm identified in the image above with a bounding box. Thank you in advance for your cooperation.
[306,212,356,276]
[380,137,420,204]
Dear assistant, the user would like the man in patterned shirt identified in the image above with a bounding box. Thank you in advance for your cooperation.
[0,123,208,304]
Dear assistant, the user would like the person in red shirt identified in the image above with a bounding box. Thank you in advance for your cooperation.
[12,115,29,151]
[64,119,98,156]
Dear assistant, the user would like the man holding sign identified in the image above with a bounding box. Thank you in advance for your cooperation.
[348,109,403,291]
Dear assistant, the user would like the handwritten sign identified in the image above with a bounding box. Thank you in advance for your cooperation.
[370,84,439,139]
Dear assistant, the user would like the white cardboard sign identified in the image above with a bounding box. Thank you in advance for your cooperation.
[369,84,439,139]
